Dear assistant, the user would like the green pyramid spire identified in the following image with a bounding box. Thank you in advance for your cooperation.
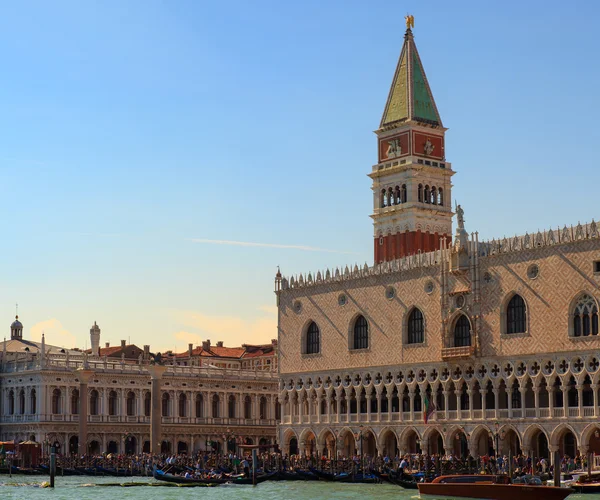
[380,28,442,128]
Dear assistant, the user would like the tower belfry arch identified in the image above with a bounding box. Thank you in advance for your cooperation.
[370,19,454,263]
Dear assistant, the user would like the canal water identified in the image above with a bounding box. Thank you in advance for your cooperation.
[0,475,597,500]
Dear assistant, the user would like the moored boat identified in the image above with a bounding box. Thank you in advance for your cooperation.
[418,474,574,500]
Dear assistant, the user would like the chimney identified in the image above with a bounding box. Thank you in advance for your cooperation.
[105,342,110,348]
[90,321,101,356]
[121,339,126,348]
[188,343,193,356]
[143,345,150,359]
[202,339,211,351]
[271,339,277,347]
[216,341,224,348]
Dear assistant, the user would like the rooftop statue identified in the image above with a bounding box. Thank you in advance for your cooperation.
[405,14,414,30]
[456,203,465,230]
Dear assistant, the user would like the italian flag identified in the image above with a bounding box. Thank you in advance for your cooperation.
[423,393,436,424]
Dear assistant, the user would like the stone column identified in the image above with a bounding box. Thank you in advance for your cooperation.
[366,388,372,422]
[467,389,473,419]
[409,390,415,421]
[493,388,499,419]
[376,389,382,422]
[520,387,526,416]
[562,387,569,416]
[77,369,94,455]
[507,388,513,418]
[577,384,583,418]
[387,394,393,422]
[593,384,599,417]
[533,387,540,418]
[443,391,450,418]
[147,364,167,455]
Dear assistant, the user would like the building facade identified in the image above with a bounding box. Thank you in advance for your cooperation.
[276,24,600,463]
[0,319,279,455]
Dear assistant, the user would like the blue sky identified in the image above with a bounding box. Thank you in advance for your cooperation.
[1,1,599,351]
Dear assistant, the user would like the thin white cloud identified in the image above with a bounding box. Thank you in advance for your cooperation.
[188,238,354,254]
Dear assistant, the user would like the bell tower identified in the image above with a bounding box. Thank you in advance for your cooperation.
[370,17,454,263]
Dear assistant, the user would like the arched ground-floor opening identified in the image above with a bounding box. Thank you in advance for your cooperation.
[402,428,421,454]
[426,428,444,455]
[587,428,600,455]
[289,438,298,456]
[301,430,316,457]
[380,429,398,458]
[160,440,172,454]
[470,426,492,457]
[89,440,100,455]
[450,429,468,458]
[339,429,355,458]
[69,436,78,455]
[501,428,521,457]
[177,441,188,455]
[124,436,137,455]
[528,428,549,460]
[362,429,377,457]
[560,431,577,459]
[107,441,118,454]
[319,430,336,458]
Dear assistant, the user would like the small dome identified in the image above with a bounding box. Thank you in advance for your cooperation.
[11,315,22,328]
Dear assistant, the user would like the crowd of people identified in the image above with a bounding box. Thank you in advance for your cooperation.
[12,449,592,479]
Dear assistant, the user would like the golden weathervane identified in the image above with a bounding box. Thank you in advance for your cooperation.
[405,14,414,30]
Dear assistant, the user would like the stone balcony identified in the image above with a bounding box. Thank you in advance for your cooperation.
[441,346,475,360]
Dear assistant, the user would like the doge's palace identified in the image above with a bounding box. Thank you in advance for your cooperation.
[275,23,600,466]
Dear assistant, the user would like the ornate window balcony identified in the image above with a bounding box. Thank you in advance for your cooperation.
[441,346,475,360]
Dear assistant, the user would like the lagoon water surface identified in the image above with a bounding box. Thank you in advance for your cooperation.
[0,475,597,500]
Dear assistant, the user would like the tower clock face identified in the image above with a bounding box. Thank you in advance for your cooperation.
[379,132,409,162]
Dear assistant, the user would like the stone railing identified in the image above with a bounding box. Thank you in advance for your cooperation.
[0,354,277,380]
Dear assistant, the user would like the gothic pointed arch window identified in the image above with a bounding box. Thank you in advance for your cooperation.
[407,308,424,344]
[352,315,369,350]
[305,321,320,354]
[506,294,527,334]
[572,294,599,337]
[454,315,471,347]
